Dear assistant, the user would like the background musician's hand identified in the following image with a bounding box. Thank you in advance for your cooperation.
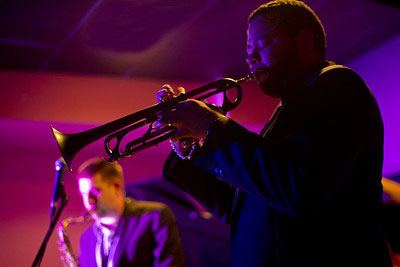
[382,177,400,206]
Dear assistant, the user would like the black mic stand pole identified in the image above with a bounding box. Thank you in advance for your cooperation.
[32,163,69,267]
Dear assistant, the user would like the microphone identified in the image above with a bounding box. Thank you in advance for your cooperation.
[50,157,68,218]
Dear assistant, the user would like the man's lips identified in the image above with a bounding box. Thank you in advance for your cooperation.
[253,68,270,82]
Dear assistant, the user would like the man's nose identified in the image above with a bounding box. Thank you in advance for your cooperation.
[246,51,259,66]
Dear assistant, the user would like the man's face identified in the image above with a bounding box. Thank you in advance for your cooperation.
[78,174,120,223]
[246,15,299,98]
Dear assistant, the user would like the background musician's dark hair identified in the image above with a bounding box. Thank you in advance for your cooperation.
[77,158,124,185]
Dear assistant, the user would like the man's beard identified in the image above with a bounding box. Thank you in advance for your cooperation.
[258,47,299,98]
[257,66,286,98]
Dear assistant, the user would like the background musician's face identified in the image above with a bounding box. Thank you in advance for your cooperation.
[78,173,121,224]
[246,15,299,98]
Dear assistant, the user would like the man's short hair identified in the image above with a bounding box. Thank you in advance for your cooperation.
[77,158,124,184]
[249,0,326,57]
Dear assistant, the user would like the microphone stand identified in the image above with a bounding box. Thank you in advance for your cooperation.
[32,195,69,267]
[32,160,69,267]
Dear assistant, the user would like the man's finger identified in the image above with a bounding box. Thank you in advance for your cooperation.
[177,86,186,95]
[156,89,168,103]
[161,84,175,96]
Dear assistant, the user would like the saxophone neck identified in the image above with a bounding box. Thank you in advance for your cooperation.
[58,212,92,267]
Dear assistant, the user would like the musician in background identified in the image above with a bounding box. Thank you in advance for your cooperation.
[76,158,186,267]
[156,0,392,266]
[382,177,400,206]
[382,176,400,265]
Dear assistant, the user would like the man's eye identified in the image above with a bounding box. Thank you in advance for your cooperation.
[91,188,101,195]
[247,39,271,55]
[256,40,270,49]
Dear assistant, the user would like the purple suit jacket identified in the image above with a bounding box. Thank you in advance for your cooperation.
[79,198,186,267]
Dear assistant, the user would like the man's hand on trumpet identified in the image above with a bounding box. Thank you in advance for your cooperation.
[155,84,224,159]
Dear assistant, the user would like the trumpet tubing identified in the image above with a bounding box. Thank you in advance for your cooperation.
[51,74,254,169]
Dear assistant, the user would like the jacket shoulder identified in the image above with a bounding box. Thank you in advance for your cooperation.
[312,63,370,99]
[125,198,171,216]
[319,64,364,83]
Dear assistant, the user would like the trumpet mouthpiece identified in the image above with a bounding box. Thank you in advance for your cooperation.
[237,73,255,83]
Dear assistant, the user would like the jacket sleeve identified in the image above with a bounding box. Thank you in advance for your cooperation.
[192,66,383,217]
[152,204,186,267]
[163,151,236,223]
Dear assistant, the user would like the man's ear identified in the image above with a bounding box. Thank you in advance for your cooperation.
[113,179,124,192]
[296,28,315,54]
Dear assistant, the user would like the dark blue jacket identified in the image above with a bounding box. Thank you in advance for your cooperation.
[163,63,392,266]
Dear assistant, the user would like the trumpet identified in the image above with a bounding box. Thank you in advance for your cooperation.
[51,74,254,169]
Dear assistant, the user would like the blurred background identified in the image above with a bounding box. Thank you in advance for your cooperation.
[0,0,399,266]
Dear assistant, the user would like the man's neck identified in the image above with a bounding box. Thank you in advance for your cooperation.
[98,215,119,231]
[99,198,125,231]
[101,221,118,232]
[281,60,329,101]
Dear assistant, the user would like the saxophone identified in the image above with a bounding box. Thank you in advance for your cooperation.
[57,212,91,267]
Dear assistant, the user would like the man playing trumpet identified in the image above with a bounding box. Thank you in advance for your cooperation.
[156,0,392,266]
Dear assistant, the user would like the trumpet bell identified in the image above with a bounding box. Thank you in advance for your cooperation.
[51,126,87,170]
